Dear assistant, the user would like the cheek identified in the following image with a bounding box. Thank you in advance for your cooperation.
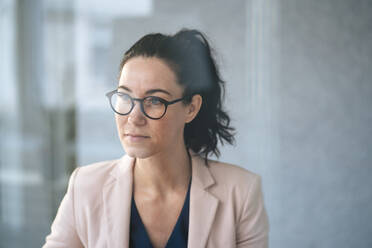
[153,112,185,141]
[115,115,127,135]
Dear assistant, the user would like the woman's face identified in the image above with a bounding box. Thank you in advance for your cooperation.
[116,56,200,159]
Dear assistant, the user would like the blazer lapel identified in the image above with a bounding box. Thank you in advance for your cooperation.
[103,155,135,248]
[188,154,219,248]
[101,153,219,248]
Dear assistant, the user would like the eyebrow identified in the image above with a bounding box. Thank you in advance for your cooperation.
[117,85,172,96]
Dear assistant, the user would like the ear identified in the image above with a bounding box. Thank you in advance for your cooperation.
[185,94,202,123]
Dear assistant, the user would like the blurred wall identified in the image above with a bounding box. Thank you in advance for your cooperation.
[276,1,372,246]
[0,0,371,247]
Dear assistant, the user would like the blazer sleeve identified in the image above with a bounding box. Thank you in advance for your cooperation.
[236,175,269,248]
[43,167,84,248]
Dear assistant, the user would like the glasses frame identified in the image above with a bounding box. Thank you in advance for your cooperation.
[105,89,186,120]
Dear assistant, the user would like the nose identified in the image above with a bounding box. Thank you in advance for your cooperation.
[127,101,146,125]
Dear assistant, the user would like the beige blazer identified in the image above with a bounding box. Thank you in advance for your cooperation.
[43,153,269,248]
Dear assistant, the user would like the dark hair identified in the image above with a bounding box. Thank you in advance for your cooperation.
[119,28,235,162]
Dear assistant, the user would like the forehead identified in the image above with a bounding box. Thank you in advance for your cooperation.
[119,56,182,95]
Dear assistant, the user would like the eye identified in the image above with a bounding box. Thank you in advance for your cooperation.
[117,92,131,102]
[147,96,163,106]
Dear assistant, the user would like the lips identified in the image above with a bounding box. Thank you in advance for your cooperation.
[124,133,150,138]
[124,133,150,143]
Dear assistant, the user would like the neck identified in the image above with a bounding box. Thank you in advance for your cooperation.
[133,144,191,197]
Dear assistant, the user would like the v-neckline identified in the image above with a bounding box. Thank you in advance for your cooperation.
[130,178,191,248]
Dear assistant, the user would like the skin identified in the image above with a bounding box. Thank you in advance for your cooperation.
[116,56,202,248]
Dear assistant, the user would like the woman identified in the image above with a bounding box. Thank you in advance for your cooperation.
[43,29,269,248]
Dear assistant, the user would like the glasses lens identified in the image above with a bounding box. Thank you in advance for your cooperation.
[143,96,166,119]
[111,92,132,114]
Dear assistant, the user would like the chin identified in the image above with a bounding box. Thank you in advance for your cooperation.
[123,146,157,159]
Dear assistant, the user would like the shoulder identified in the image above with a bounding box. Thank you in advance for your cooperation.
[76,158,119,178]
[71,158,122,195]
[76,158,118,178]
[207,159,261,190]
[203,159,267,231]
[200,158,264,215]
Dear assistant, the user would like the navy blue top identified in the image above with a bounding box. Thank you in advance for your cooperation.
[129,179,191,248]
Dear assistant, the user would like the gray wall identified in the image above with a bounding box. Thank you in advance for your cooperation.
[276,0,372,246]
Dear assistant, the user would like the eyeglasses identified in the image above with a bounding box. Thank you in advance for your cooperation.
[105,89,186,120]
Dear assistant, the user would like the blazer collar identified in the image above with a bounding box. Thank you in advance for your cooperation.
[188,153,219,248]
[103,152,219,248]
